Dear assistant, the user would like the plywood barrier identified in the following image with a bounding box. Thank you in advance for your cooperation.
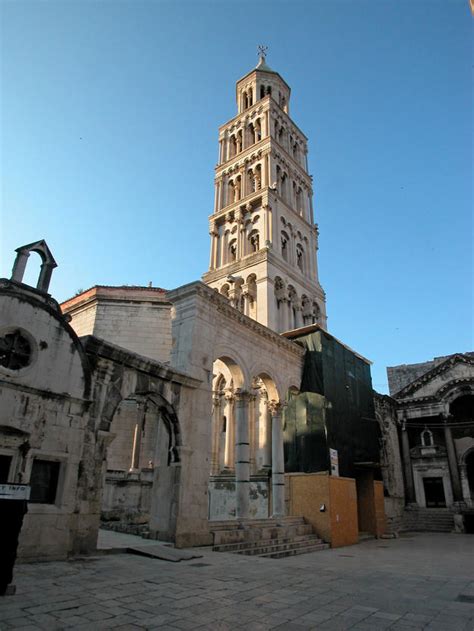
[285,472,358,547]
[328,476,359,548]
[374,480,386,537]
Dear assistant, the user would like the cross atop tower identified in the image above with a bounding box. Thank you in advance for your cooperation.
[257,45,268,62]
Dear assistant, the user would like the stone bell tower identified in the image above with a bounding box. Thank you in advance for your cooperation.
[202,49,327,333]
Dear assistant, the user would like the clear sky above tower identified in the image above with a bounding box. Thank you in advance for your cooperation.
[1,0,472,393]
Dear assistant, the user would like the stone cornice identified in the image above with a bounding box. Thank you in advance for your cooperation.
[210,192,267,223]
[218,95,272,135]
[81,335,201,389]
[396,377,474,406]
[216,139,271,174]
[202,249,269,283]
[393,354,474,399]
[166,282,305,359]
[270,145,312,187]
[269,105,308,142]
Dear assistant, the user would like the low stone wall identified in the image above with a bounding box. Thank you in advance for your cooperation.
[208,475,269,520]
[101,470,153,526]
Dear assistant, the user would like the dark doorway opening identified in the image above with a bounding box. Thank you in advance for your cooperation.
[0,455,12,483]
[423,477,446,507]
[466,451,474,503]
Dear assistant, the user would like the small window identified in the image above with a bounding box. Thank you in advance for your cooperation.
[30,459,60,504]
[222,416,227,433]
[0,455,12,483]
[0,330,32,370]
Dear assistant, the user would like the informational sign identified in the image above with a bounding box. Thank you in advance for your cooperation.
[329,448,339,476]
[0,484,30,500]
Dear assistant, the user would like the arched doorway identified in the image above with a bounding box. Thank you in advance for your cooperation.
[102,392,181,541]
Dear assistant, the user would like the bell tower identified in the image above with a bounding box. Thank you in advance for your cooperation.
[202,50,327,333]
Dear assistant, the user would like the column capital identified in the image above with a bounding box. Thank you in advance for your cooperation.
[234,389,250,402]
[224,390,235,402]
[441,411,452,424]
[268,400,284,416]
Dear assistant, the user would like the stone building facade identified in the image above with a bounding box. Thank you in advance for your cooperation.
[380,353,474,532]
[2,54,394,561]
[0,241,99,560]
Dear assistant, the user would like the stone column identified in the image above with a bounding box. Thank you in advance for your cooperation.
[443,414,463,502]
[11,251,30,283]
[269,401,285,517]
[223,392,234,469]
[263,399,272,468]
[235,208,244,260]
[294,304,303,328]
[210,394,221,475]
[401,421,416,503]
[459,464,472,506]
[209,223,218,270]
[234,390,250,519]
[130,399,147,472]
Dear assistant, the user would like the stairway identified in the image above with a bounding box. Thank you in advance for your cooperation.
[401,507,454,533]
[211,516,329,559]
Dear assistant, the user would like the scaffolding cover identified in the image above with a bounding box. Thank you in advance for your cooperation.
[284,330,381,479]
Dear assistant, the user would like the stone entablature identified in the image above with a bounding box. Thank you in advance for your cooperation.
[168,281,306,362]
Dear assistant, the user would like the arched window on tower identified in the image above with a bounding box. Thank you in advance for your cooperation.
[312,302,321,324]
[254,164,262,190]
[260,85,265,99]
[229,135,237,158]
[228,180,235,205]
[248,122,255,146]
[255,119,262,142]
[296,244,304,272]
[280,172,288,201]
[242,91,248,110]
[236,130,243,153]
[228,239,237,263]
[281,231,289,262]
[248,230,260,253]
[234,176,241,202]
[248,168,257,193]
[275,165,281,194]
[296,187,303,215]
[248,87,253,107]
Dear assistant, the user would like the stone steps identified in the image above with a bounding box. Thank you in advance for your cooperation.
[213,533,322,553]
[210,516,329,559]
[259,542,330,559]
[401,508,454,533]
[234,538,328,557]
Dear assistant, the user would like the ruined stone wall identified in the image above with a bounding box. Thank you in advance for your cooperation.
[0,283,101,560]
[374,392,405,531]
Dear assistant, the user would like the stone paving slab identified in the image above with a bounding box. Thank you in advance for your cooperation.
[1,533,473,630]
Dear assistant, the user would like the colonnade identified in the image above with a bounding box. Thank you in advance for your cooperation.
[210,389,285,518]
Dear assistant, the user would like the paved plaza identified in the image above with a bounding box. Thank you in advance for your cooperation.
[1,532,473,631]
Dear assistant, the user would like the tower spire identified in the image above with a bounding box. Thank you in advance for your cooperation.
[203,55,327,333]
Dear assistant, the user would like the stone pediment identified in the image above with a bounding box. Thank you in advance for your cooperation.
[394,354,474,401]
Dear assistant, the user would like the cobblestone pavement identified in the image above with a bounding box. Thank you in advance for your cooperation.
[1,532,473,630]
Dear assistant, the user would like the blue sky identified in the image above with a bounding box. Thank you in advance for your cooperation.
[1,0,472,392]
